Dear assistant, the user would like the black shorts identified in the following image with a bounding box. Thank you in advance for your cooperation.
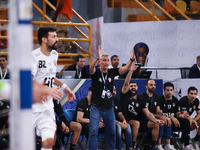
[139,119,150,132]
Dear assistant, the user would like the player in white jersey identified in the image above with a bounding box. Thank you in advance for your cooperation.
[32,27,75,150]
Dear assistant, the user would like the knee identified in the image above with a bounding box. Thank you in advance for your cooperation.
[74,122,82,132]
[133,121,140,129]
[42,138,54,148]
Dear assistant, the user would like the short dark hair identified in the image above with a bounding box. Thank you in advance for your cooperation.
[111,55,119,61]
[130,81,137,85]
[163,82,174,90]
[0,55,7,61]
[37,27,56,45]
[76,55,85,62]
[187,86,198,94]
[145,78,154,85]
[88,87,92,92]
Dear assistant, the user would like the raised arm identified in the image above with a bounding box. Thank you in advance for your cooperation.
[121,63,137,94]
[118,49,135,75]
[89,45,102,75]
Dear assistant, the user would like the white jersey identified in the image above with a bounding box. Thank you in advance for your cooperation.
[31,48,58,112]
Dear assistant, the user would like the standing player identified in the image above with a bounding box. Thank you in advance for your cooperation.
[32,27,75,150]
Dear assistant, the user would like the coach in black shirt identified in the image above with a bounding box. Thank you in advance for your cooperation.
[88,45,135,150]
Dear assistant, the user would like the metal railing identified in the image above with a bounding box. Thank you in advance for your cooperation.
[0,0,93,64]
[110,0,191,21]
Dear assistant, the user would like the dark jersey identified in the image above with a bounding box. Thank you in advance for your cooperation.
[159,95,179,117]
[113,97,122,122]
[179,96,200,116]
[121,91,147,121]
[91,68,119,109]
[75,97,91,121]
[138,92,160,114]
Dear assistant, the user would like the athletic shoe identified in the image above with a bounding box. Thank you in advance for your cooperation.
[157,145,164,150]
[191,138,200,150]
[177,140,185,149]
[184,145,195,150]
[165,144,176,150]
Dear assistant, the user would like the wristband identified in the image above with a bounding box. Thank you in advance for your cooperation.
[61,84,67,90]
[130,58,135,62]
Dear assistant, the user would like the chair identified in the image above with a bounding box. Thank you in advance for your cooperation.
[164,0,179,14]
[190,0,200,14]
[180,67,191,78]
[176,0,187,13]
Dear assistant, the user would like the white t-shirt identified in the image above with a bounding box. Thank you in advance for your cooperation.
[31,48,58,112]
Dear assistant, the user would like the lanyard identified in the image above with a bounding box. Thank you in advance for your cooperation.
[101,71,108,90]
[0,68,7,79]
[76,66,82,78]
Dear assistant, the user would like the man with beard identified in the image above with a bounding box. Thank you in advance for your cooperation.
[121,64,163,150]
[179,86,200,150]
[88,45,135,150]
[113,86,133,150]
[32,27,76,150]
[160,82,192,150]
[138,79,174,150]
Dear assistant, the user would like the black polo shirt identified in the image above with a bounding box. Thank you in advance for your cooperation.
[179,96,200,116]
[138,92,160,114]
[75,97,91,121]
[91,68,119,109]
[159,95,179,117]
[121,91,147,121]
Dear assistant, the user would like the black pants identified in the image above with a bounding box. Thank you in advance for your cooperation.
[172,118,190,145]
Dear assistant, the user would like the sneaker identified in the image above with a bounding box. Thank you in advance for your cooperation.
[151,145,159,150]
[177,140,185,149]
[165,144,176,150]
[184,145,195,150]
[192,138,200,150]
[157,145,164,150]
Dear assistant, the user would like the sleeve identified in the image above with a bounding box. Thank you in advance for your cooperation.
[31,54,38,77]
[113,68,120,76]
[196,99,200,112]
[179,98,187,112]
[76,101,85,113]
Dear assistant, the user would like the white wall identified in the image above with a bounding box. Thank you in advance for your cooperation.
[102,20,200,82]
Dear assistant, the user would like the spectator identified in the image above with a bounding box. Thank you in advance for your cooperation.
[113,85,133,150]
[109,55,119,68]
[52,0,75,53]
[179,86,200,150]
[137,79,174,150]
[0,55,10,80]
[32,27,75,150]
[189,55,200,78]
[66,54,90,79]
[75,87,105,139]
[159,82,192,150]
[88,45,135,150]
[53,100,81,150]
[121,63,163,150]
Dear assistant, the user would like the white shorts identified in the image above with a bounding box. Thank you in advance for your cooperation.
[33,109,56,141]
